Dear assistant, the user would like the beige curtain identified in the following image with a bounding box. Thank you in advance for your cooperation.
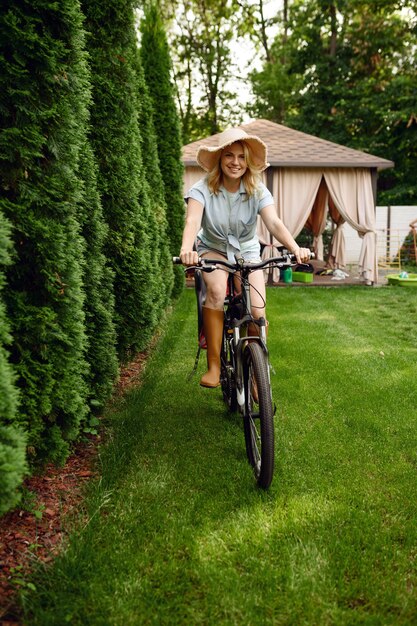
[324,169,377,283]
[305,177,329,261]
[258,168,322,283]
[274,168,323,235]
[259,168,322,282]
[326,195,346,269]
[183,166,204,196]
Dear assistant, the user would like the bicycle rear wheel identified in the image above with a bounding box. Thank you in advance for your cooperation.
[243,342,275,488]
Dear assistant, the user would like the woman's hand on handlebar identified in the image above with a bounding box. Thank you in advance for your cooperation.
[180,249,199,266]
[293,246,312,264]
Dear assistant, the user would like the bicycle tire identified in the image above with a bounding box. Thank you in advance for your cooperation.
[243,342,274,489]
[220,326,238,412]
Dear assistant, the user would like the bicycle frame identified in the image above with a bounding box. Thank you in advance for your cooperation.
[197,254,296,412]
[222,264,268,411]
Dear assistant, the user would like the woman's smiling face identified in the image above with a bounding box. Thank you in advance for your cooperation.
[220,141,247,182]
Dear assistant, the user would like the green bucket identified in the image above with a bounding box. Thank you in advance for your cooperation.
[282,267,293,284]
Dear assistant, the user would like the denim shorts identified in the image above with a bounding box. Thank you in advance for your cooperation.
[196,238,261,263]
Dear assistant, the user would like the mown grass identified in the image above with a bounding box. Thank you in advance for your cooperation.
[21,286,417,625]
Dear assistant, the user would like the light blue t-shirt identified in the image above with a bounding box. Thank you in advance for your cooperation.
[185,178,274,261]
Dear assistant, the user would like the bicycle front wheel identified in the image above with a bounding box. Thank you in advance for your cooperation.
[243,342,275,489]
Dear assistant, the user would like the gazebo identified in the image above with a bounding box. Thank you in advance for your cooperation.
[182,119,394,284]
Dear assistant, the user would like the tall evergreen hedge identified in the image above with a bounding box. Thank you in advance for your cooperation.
[0,0,175,514]
[134,55,174,312]
[0,0,91,464]
[77,138,118,413]
[140,4,185,296]
[82,0,162,359]
[0,213,27,515]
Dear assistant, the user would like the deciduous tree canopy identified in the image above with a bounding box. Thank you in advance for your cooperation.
[249,0,417,203]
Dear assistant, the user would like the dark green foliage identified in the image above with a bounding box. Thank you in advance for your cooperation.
[82,0,161,359]
[140,4,185,296]
[0,213,27,515]
[134,54,174,312]
[398,229,417,268]
[77,139,119,411]
[0,0,90,463]
[0,0,177,514]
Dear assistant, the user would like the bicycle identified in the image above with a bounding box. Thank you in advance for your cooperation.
[174,251,306,489]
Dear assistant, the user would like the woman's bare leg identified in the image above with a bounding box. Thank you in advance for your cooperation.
[249,269,266,320]
[200,251,229,310]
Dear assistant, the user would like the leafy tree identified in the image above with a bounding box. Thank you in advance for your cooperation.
[140,3,185,295]
[237,0,289,63]
[157,0,245,141]
[0,213,27,515]
[82,0,159,358]
[0,0,91,464]
[250,0,417,204]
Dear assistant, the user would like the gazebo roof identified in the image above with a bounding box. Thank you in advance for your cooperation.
[182,119,394,170]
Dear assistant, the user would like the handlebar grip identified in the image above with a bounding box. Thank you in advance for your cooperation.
[172,256,182,265]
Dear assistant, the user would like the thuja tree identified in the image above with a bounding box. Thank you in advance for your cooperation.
[140,3,185,297]
[82,0,160,358]
[134,54,174,313]
[0,213,27,514]
[77,139,118,413]
[65,3,119,415]
[0,0,90,463]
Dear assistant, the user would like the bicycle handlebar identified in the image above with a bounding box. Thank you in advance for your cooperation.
[173,252,314,272]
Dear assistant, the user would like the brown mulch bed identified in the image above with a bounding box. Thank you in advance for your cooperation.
[0,348,151,625]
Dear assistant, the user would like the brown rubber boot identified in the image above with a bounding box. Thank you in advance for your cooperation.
[200,306,224,388]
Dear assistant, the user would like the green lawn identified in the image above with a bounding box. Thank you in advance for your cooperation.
[21,286,417,625]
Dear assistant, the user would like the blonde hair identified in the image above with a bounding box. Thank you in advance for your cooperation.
[206,141,263,196]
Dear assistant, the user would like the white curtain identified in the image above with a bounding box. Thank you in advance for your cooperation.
[324,169,377,283]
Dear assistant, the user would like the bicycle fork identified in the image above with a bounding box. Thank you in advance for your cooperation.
[233,317,269,412]
[233,326,245,410]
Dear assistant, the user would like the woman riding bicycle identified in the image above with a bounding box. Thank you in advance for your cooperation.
[180,127,310,389]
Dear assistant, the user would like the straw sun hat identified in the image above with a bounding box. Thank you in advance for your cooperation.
[196,127,269,172]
